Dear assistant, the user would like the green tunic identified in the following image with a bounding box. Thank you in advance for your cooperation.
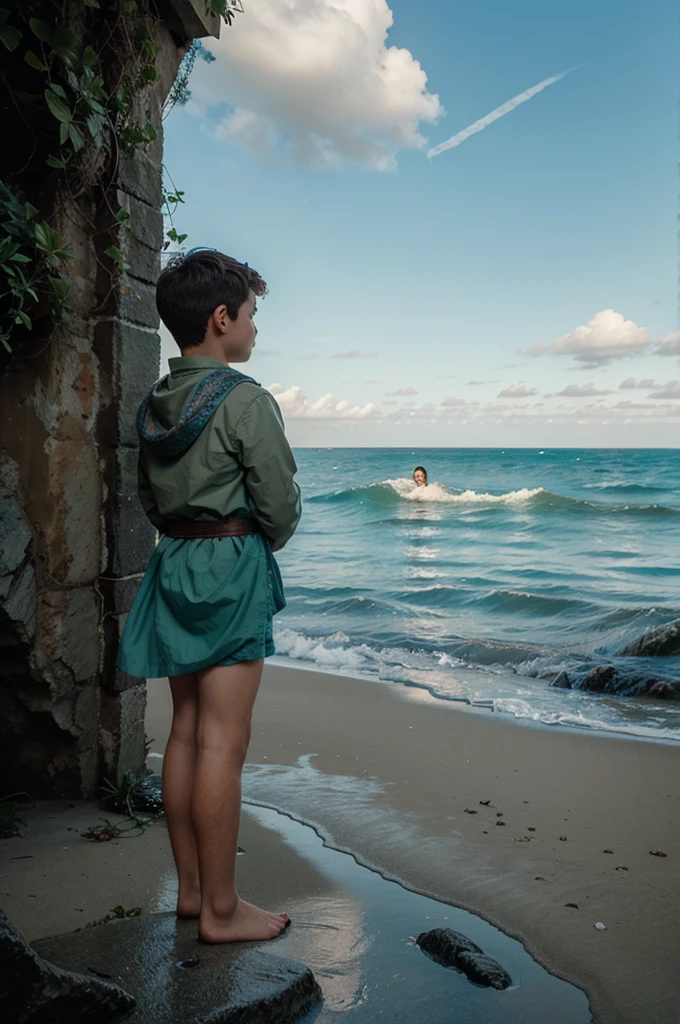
[117,356,301,679]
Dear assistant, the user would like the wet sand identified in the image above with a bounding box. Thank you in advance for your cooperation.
[146,662,680,1024]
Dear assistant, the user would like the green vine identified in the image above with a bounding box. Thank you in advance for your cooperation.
[0,0,241,363]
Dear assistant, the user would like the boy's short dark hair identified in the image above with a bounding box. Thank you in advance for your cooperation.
[156,249,268,350]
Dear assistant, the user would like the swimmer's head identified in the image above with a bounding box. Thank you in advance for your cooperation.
[413,466,428,487]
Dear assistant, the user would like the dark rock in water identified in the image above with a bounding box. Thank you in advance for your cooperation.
[617,618,680,657]
[0,907,135,1023]
[579,666,617,693]
[551,671,571,689]
[33,910,322,1024]
[576,667,680,701]
[416,928,512,990]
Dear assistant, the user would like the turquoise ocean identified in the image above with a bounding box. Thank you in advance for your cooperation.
[274,448,680,743]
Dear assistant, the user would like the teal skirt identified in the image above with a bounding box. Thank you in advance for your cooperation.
[117,533,285,679]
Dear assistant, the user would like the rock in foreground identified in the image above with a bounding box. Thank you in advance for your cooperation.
[416,927,512,990]
[33,911,321,1024]
[0,907,135,1023]
[617,619,680,657]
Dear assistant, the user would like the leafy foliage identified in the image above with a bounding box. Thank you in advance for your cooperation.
[0,182,70,352]
[0,0,242,361]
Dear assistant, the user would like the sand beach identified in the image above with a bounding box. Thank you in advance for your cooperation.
[146,661,680,1024]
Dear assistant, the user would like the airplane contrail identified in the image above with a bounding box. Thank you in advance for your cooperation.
[428,67,578,159]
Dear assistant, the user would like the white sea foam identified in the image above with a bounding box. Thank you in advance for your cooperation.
[383,478,545,504]
[273,628,680,743]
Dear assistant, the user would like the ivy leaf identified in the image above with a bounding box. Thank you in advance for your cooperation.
[140,65,158,83]
[82,45,98,67]
[46,153,71,169]
[0,24,21,50]
[44,88,72,123]
[115,208,132,229]
[10,253,31,263]
[84,0,101,7]
[15,310,32,330]
[104,245,124,263]
[29,17,52,43]
[84,96,106,115]
[59,121,70,146]
[143,122,158,142]
[25,49,49,72]
[68,123,85,152]
[50,83,68,99]
[25,203,39,220]
[49,277,71,301]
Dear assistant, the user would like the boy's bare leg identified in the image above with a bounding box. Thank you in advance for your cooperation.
[194,659,290,943]
[164,673,201,918]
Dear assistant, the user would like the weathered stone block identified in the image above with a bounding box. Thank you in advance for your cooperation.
[117,191,163,285]
[33,911,322,1024]
[119,278,160,330]
[1,909,136,1024]
[0,496,32,576]
[96,319,160,447]
[112,448,157,577]
[110,576,144,615]
[118,150,162,210]
[34,587,101,688]
[101,683,147,781]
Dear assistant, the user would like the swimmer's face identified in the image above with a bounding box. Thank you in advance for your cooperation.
[413,470,427,487]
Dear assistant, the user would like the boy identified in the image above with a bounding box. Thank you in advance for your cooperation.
[118,249,301,942]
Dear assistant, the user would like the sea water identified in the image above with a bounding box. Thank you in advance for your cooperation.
[274,448,680,742]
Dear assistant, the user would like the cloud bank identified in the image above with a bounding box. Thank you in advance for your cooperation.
[193,0,443,170]
[529,309,650,364]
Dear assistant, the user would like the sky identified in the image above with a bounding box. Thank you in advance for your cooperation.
[160,0,679,447]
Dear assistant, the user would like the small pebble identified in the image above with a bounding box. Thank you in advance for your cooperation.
[649,850,667,858]
[594,922,606,931]
[495,820,506,827]
[565,903,579,909]
[559,836,567,841]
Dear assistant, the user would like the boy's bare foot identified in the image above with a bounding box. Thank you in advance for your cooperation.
[198,898,290,943]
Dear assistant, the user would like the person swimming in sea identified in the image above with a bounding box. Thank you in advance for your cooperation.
[413,466,428,488]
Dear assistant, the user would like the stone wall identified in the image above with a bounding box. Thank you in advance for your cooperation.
[0,2,219,797]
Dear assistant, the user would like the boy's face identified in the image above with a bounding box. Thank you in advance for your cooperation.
[222,290,258,363]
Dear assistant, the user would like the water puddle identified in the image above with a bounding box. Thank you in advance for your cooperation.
[243,801,592,1023]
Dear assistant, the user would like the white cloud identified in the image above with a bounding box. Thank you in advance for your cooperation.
[386,386,418,395]
[194,0,443,170]
[269,383,376,419]
[619,377,658,390]
[441,395,467,406]
[653,381,680,399]
[498,382,537,398]
[428,67,576,158]
[332,349,376,360]
[529,310,650,364]
[655,332,680,356]
[557,383,612,397]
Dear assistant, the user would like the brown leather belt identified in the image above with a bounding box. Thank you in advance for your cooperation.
[161,516,260,539]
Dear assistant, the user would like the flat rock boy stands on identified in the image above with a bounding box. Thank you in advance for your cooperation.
[118,250,301,943]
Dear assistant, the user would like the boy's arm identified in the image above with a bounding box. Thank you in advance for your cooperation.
[233,391,301,551]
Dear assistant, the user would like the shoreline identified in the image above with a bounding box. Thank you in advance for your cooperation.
[147,660,680,1024]
[268,654,680,747]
